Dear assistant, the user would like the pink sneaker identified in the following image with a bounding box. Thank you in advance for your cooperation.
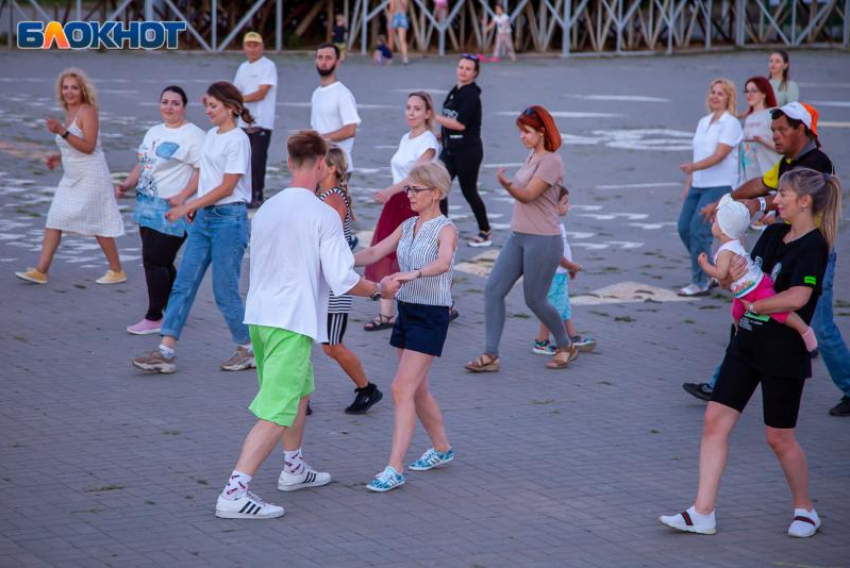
[127,318,162,335]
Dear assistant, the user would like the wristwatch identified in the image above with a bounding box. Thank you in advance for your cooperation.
[757,197,767,213]
[370,282,382,301]
[60,130,70,139]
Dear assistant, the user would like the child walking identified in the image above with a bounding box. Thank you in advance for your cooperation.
[533,188,596,355]
[316,146,384,414]
[698,193,817,351]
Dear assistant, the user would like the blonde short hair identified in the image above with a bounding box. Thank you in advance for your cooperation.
[706,78,736,115]
[56,67,98,112]
[409,162,451,200]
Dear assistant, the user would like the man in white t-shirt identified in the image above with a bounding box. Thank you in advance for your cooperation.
[234,31,278,208]
[214,131,397,520]
[310,43,361,177]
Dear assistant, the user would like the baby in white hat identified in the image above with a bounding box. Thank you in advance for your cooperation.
[698,194,817,351]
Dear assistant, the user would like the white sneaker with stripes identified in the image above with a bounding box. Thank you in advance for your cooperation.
[215,491,284,520]
[277,465,331,492]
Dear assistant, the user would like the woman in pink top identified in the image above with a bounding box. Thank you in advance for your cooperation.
[465,106,580,372]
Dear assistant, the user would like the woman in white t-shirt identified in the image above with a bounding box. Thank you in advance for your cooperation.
[131,81,255,375]
[363,91,439,331]
[676,79,743,297]
[116,86,205,335]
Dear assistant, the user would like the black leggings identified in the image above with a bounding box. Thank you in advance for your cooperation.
[439,139,490,233]
[140,226,187,321]
[246,128,272,203]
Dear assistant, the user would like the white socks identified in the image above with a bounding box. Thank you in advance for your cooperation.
[788,507,820,538]
[221,470,252,500]
[158,344,175,359]
[284,449,304,474]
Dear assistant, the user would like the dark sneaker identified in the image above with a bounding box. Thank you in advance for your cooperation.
[345,383,384,414]
[306,401,313,416]
[828,395,850,417]
[683,382,713,402]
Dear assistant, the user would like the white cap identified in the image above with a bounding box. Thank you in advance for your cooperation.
[715,193,751,240]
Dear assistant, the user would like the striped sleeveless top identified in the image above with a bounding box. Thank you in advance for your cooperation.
[318,186,354,314]
[395,215,455,307]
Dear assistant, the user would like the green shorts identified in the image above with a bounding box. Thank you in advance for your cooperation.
[248,325,315,427]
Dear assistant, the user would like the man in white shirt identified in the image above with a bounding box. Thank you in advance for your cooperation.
[310,43,361,177]
[215,131,398,520]
[234,31,278,208]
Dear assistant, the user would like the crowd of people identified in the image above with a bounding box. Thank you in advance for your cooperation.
[10,37,847,537]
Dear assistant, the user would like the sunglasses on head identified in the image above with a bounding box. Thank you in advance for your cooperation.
[523,107,536,116]
[460,53,479,61]
[403,185,434,195]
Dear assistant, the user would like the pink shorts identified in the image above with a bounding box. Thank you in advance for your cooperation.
[731,275,789,324]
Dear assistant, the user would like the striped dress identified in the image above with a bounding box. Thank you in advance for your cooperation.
[318,186,354,314]
[395,215,455,307]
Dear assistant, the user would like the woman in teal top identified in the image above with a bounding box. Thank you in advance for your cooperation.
[768,51,800,107]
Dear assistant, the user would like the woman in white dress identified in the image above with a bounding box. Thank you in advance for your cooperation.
[363,91,439,331]
[15,68,126,285]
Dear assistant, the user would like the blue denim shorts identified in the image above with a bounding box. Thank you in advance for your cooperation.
[390,301,450,357]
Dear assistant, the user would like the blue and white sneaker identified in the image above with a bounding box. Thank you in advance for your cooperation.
[408,447,455,471]
[366,466,405,492]
[533,339,556,355]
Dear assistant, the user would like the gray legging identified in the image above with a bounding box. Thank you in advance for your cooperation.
[484,232,569,356]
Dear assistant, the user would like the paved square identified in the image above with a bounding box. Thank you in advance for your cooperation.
[1,49,849,567]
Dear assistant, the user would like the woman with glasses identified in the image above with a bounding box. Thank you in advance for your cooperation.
[465,105,579,372]
[354,162,458,493]
[434,54,492,248]
[740,77,780,183]
[364,92,439,332]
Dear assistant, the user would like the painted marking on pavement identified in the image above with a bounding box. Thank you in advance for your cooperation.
[820,121,850,128]
[809,100,850,108]
[566,94,669,103]
[496,111,622,118]
[596,182,682,190]
[571,281,694,306]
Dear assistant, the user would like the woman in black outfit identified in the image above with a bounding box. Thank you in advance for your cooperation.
[660,168,842,538]
[435,54,492,248]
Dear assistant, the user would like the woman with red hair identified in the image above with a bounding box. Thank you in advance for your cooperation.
[465,105,580,372]
[741,76,780,183]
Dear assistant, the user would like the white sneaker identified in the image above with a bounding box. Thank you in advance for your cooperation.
[659,507,716,535]
[215,491,284,520]
[788,508,820,538]
[277,465,331,492]
[678,283,710,297]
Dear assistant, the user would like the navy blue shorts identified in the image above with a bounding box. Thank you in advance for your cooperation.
[390,301,451,357]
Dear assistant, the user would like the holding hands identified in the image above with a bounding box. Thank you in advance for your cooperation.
[373,187,394,204]
[379,275,402,298]
[165,203,193,224]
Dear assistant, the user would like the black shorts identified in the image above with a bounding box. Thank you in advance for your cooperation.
[711,347,806,429]
[323,313,348,346]
[390,301,451,357]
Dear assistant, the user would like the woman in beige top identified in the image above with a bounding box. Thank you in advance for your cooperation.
[465,106,579,372]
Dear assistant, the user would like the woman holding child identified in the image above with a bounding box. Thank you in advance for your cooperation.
[661,168,842,538]
[465,105,579,372]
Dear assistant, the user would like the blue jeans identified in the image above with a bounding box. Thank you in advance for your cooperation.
[161,204,250,345]
[677,185,730,287]
[708,251,850,397]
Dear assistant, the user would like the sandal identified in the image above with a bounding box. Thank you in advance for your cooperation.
[546,345,579,369]
[449,306,459,322]
[464,353,500,373]
[468,231,493,248]
[364,313,395,332]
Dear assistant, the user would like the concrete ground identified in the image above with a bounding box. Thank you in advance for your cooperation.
[1,48,849,567]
